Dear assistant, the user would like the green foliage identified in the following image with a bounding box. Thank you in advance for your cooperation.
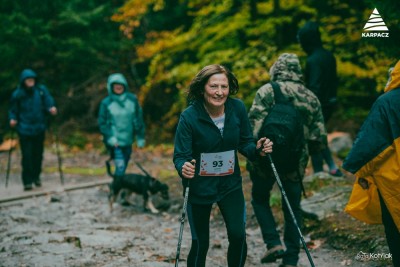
[1,0,399,142]
[63,131,89,149]
[0,0,126,128]
[115,0,399,141]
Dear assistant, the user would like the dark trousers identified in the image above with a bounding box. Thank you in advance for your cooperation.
[311,146,337,172]
[250,170,302,266]
[378,191,400,267]
[186,189,247,267]
[19,132,45,187]
[311,103,337,173]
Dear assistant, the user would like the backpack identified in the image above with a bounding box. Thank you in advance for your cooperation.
[258,82,305,174]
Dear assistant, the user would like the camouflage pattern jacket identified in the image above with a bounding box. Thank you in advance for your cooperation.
[248,53,327,178]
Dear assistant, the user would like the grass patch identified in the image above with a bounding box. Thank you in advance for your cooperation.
[157,169,177,181]
[43,166,106,176]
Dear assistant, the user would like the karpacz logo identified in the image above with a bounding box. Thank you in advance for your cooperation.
[362,8,389,38]
[362,32,389,37]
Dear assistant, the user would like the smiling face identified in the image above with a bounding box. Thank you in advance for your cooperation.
[112,83,125,95]
[203,73,229,109]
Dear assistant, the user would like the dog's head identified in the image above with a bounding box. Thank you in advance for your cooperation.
[149,178,170,200]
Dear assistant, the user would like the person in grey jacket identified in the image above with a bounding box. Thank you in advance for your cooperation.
[173,64,273,267]
[98,73,145,199]
[9,69,57,191]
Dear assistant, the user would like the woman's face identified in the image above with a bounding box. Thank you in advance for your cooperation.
[203,73,229,109]
[112,83,125,95]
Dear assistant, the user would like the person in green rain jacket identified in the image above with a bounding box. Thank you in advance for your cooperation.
[98,73,145,198]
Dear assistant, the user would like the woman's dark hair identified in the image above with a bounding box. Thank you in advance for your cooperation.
[187,64,239,102]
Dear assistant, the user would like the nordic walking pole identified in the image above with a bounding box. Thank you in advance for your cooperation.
[51,125,64,185]
[268,154,316,267]
[175,160,195,267]
[5,130,15,188]
[175,179,190,267]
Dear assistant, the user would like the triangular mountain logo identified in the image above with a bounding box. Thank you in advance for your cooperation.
[363,8,389,31]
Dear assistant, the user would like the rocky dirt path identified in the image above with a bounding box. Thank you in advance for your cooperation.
[0,145,392,267]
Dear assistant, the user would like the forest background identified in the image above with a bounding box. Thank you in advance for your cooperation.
[1,0,399,146]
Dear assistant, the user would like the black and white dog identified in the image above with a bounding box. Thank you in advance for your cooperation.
[106,160,169,213]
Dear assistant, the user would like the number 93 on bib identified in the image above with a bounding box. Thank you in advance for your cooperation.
[199,150,235,176]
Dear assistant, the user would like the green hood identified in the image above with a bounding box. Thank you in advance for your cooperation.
[269,53,303,83]
[107,73,129,105]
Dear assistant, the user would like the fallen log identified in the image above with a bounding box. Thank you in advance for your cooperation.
[0,179,112,204]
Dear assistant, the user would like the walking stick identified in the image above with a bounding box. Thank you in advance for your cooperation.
[51,125,64,185]
[268,154,316,267]
[5,130,15,188]
[175,179,190,267]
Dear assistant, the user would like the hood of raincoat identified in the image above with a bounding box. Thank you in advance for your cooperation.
[298,21,323,55]
[385,60,400,93]
[107,73,129,104]
[269,53,303,83]
[19,69,37,86]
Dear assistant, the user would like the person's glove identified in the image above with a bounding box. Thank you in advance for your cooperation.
[137,139,145,148]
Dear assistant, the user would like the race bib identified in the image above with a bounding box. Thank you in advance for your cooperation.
[199,150,235,176]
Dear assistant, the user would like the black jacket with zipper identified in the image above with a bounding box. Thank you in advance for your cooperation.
[173,97,257,204]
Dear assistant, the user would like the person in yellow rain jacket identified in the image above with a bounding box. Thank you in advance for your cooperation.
[343,60,400,267]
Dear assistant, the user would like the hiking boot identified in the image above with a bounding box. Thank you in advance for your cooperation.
[329,168,343,177]
[261,245,285,263]
[34,180,42,187]
[24,184,33,191]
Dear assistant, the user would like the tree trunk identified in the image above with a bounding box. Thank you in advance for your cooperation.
[250,0,258,20]
[273,0,281,15]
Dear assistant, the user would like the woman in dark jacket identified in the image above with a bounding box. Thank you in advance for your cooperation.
[173,64,272,267]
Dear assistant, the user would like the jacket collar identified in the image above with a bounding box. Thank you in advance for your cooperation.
[193,98,234,123]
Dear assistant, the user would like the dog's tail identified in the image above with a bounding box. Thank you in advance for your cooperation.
[105,159,114,178]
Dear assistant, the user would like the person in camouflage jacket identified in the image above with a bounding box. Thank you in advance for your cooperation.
[247,53,326,267]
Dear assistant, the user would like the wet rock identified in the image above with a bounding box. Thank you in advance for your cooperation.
[328,132,353,155]
[50,195,62,203]
[71,212,98,224]
[301,186,352,220]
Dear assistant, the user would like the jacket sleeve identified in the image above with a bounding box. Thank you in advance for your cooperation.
[40,85,56,112]
[343,99,392,176]
[248,84,274,139]
[237,100,257,161]
[133,97,145,145]
[8,91,19,121]
[173,114,193,179]
[98,100,115,146]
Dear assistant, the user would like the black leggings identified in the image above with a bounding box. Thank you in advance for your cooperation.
[378,191,400,267]
[186,189,247,267]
